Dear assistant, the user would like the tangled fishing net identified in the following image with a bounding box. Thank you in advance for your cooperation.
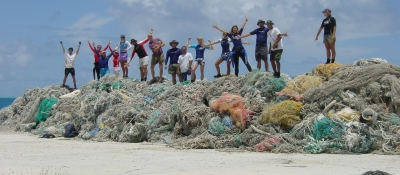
[0,58,400,155]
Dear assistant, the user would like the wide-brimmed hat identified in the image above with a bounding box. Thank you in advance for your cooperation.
[196,36,203,40]
[257,19,265,25]
[322,8,331,13]
[169,40,179,46]
[266,20,274,25]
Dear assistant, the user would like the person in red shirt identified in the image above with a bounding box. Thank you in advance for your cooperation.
[88,41,111,80]
[109,47,120,76]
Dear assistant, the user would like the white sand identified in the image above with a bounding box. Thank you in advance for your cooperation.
[0,132,398,175]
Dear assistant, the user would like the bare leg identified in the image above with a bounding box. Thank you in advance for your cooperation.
[276,60,281,72]
[159,64,163,80]
[257,59,261,70]
[172,74,177,85]
[270,60,277,73]
[215,59,223,75]
[200,64,205,80]
[328,42,336,60]
[72,76,77,88]
[191,63,199,81]
[226,61,231,75]
[324,42,331,60]
[150,64,156,80]
[62,75,67,85]
[263,60,269,71]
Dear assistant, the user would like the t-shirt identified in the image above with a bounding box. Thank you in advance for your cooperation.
[189,44,211,58]
[267,27,283,51]
[165,48,182,65]
[178,52,193,72]
[250,27,270,46]
[227,28,244,47]
[64,52,77,68]
[214,38,231,53]
[148,38,163,55]
[131,39,149,59]
[119,40,132,53]
[321,16,336,35]
[95,48,115,69]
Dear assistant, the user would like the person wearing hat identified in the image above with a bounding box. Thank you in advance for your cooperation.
[315,8,337,64]
[88,40,111,80]
[212,16,252,76]
[117,34,133,78]
[266,20,284,78]
[129,29,152,81]
[148,30,166,83]
[93,41,117,78]
[186,36,213,82]
[237,19,288,72]
[59,41,81,89]
[164,40,182,85]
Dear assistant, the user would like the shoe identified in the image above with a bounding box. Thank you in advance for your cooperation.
[60,84,65,88]
[273,72,278,78]
[331,59,335,63]
[325,59,331,64]
[214,74,222,78]
[277,72,281,78]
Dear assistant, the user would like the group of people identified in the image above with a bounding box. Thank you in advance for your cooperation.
[60,9,336,88]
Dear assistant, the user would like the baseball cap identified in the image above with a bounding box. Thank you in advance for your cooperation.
[322,8,331,13]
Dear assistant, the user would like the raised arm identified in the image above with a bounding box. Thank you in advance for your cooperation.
[93,44,101,58]
[212,24,225,33]
[237,33,251,40]
[60,41,65,53]
[103,40,111,51]
[208,40,213,50]
[241,16,249,29]
[88,41,95,52]
[76,42,81,55]
[204,39,218,47]
[186,37,191,48]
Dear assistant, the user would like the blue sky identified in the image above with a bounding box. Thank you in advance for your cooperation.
[0,0,399,97]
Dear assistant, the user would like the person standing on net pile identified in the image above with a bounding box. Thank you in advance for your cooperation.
[212,16,252,76]
[118,34,133,78]
[165,40,182,85]
[315,8,337,64]
[186,37,213,82]
[128,29,152,81]
[109,46,120,76]
[266,20,284,78]
[88,40,111,80]
[178,46,193,82]
[59,41,81,89]
[238,19,288,72]
[93,42,117,78]
[204,31,250,78]
[148,30,166,83]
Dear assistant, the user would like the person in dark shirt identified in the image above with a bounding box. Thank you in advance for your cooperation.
[315,8,337,64]
[186,37,213,82]
[164,40,182,85]
[93,42,116,78]
[128,30,152,81]
[212,16,253,76]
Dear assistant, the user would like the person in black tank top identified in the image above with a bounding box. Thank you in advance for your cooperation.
[315,8,337,64]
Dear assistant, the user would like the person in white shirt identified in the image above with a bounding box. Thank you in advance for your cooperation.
[266,20,284,78]
[177,46,193,82]
[59,41,81,89]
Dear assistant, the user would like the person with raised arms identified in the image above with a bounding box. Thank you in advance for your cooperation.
[164,40,182,85]
[148,30,166,83]
[186,37,213,82]
[212,16,252,76]
[93,41,116,78]
[88,40,111,80]
[59,41,81,89]
[128,29,152,81]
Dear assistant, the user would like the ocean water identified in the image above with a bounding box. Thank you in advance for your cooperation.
[0,98,16,110]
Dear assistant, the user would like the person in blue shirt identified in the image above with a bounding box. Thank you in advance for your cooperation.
[186,37,213,82]
[212,16,252,76]
[164,40,182,85]
[205,31,250,78]
[238,19,288,72]
[93,42,117,78]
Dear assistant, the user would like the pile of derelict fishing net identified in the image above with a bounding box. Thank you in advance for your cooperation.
[1,58,400,154]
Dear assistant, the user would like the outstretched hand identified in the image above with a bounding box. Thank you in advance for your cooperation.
[243,40,250,44]
[188,37,191,40]
[212,24,217,29]
[314,36,318,42]
[59,41,63,44]
[245,16,248,21]
[208,39,212,43]
[79,42,81,45]
[282,32,289,37]
[149,29,154,34]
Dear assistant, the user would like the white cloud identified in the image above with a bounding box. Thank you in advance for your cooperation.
[0,41,32,67]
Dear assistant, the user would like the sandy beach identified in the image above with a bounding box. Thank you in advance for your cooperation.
[0,132,398,175]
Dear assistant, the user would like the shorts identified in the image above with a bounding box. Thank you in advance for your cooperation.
[113,67,120,76]
[151,53,165,65]
[255,45,268,61]
[180,72,189,81]
[100,67,110,77]
[270,49,283,61]
[220,52,231,61]
[194,58,205,65]
[168,64,179,74]
[119,52,128,61]
[65,68,75,76]
[323,34,335,43]
[139,56,149,68]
